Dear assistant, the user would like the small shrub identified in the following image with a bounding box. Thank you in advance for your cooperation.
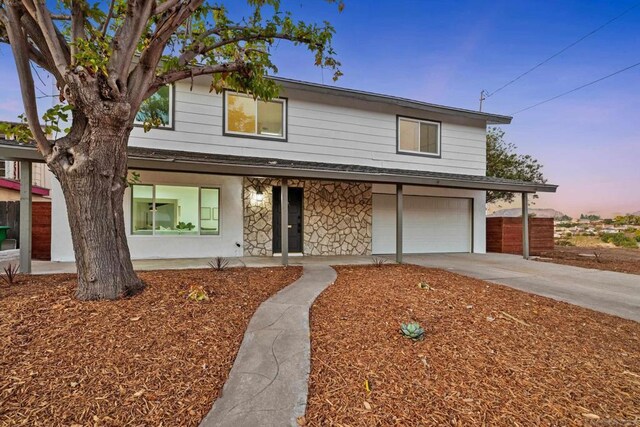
[400,322,425,341]
[601,233,637,248]
[593,251,602,263]
[371,257,386,267]
[186,285,209,302]
[209,256,230,271]
[1,264,20,285]
[556,239,575,247]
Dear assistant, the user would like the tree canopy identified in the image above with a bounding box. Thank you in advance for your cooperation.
[0,0,342,300]
[486,127,547,204]
[0,0,342,153]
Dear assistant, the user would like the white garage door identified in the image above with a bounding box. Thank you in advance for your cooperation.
[372,194,472,254]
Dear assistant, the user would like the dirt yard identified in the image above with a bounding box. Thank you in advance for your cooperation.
[537,246,640,275]
[305,264,640,426]
[0,266,301,426]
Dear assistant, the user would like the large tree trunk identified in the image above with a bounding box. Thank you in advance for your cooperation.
[49,100,144,300]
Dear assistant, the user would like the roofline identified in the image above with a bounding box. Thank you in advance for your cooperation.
[269,76,513,125]
[126,156,556,193]
[0,142,556,194]
[0,177,49,196]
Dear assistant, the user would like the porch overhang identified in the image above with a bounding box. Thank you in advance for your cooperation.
[0,141,557,193]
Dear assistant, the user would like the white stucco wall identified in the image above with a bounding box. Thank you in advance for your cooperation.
[371,184,486,254]
[51,171,244,262]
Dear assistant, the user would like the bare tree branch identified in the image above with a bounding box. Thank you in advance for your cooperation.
[108,0,156,86]
[1,4,52,155]
[149,61,246,94]
[32,0,69,76]
[127,0,205,112]
[70,0,86,59]
[26,43,51,70]
[18,11,64,82]
[178,31,315,67]
[101,0,116,37]
[154,0,182,15]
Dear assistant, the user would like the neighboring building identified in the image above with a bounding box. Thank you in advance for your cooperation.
[0,77,556,262]
[0,177,50,201]
[0,122,52,199]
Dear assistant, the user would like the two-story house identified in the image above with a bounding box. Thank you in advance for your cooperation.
[0,77,557,264]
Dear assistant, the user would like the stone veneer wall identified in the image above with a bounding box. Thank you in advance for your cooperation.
[243,178,372,256]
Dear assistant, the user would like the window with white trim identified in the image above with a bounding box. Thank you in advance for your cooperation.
[224,91,286,139]
[131,185,220,236]
[398,117,440,156]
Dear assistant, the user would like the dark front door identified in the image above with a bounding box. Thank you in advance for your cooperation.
[272,187,303,253]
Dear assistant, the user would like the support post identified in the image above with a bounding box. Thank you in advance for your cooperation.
[19,161,32,273]
[281,179,288,266]
[396,184,403,264]
[522,192,529,260]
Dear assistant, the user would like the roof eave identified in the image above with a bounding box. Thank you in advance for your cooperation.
[271,76,513,125]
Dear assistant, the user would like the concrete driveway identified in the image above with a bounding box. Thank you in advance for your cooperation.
[404,253,640,322]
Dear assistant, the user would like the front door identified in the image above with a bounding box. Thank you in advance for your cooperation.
[272,187,303,253]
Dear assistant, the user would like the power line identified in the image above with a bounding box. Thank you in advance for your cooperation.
[486,1,640,98]
[511,60,640,115]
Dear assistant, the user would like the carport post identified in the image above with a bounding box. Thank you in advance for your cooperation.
[19,161,32,273]
[396,184,403,264]
[522,192,529,260]
[281,178,288,266]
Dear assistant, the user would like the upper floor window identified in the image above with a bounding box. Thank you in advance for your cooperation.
[135,85,173,129]
[224,91,286,140]
[397,116,440,156]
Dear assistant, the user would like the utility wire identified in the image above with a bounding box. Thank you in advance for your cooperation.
[486,1,640,98]
[511,61,640,114]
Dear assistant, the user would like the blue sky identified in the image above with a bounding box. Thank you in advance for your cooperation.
[1,0,638,217]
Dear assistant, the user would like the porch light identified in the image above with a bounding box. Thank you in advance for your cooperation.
[255,188,264,203]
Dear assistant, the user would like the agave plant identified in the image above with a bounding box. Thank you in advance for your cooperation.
[400,322,425,341]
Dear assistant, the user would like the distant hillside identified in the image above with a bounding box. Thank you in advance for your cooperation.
[488,208,569,220]
[632,211,640,216]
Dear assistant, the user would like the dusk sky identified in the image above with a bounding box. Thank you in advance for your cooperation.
[1,0,638,217]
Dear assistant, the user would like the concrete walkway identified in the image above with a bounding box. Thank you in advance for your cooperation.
[406,253,640,322]
[200,264,337,427]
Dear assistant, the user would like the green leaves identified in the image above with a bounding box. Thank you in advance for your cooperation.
[70,25,112,75]
[0,104,72,143]
[486,127,547,204]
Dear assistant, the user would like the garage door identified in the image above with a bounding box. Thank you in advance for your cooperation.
[372,194,472,254]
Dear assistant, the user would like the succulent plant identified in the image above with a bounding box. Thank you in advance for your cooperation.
[186,285,209,302]
[417,282,434,290]
[400,322,425,341]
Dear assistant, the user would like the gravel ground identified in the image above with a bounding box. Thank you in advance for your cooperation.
[305,264,640,426]
[0,266,301,426]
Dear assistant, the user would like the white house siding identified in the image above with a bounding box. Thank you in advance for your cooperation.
[371,184,486,254]
[128,78,487,176]
[50,170,244,262]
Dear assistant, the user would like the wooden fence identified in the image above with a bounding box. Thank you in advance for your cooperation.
[486,217,554,256]
[0,201,52,260]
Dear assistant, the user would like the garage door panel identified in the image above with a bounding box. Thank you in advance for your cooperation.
[372,194,471,254]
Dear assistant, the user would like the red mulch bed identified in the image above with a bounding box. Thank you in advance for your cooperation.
[537,246,640,275]
[0,266,301,426]
[305,264,640,426]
